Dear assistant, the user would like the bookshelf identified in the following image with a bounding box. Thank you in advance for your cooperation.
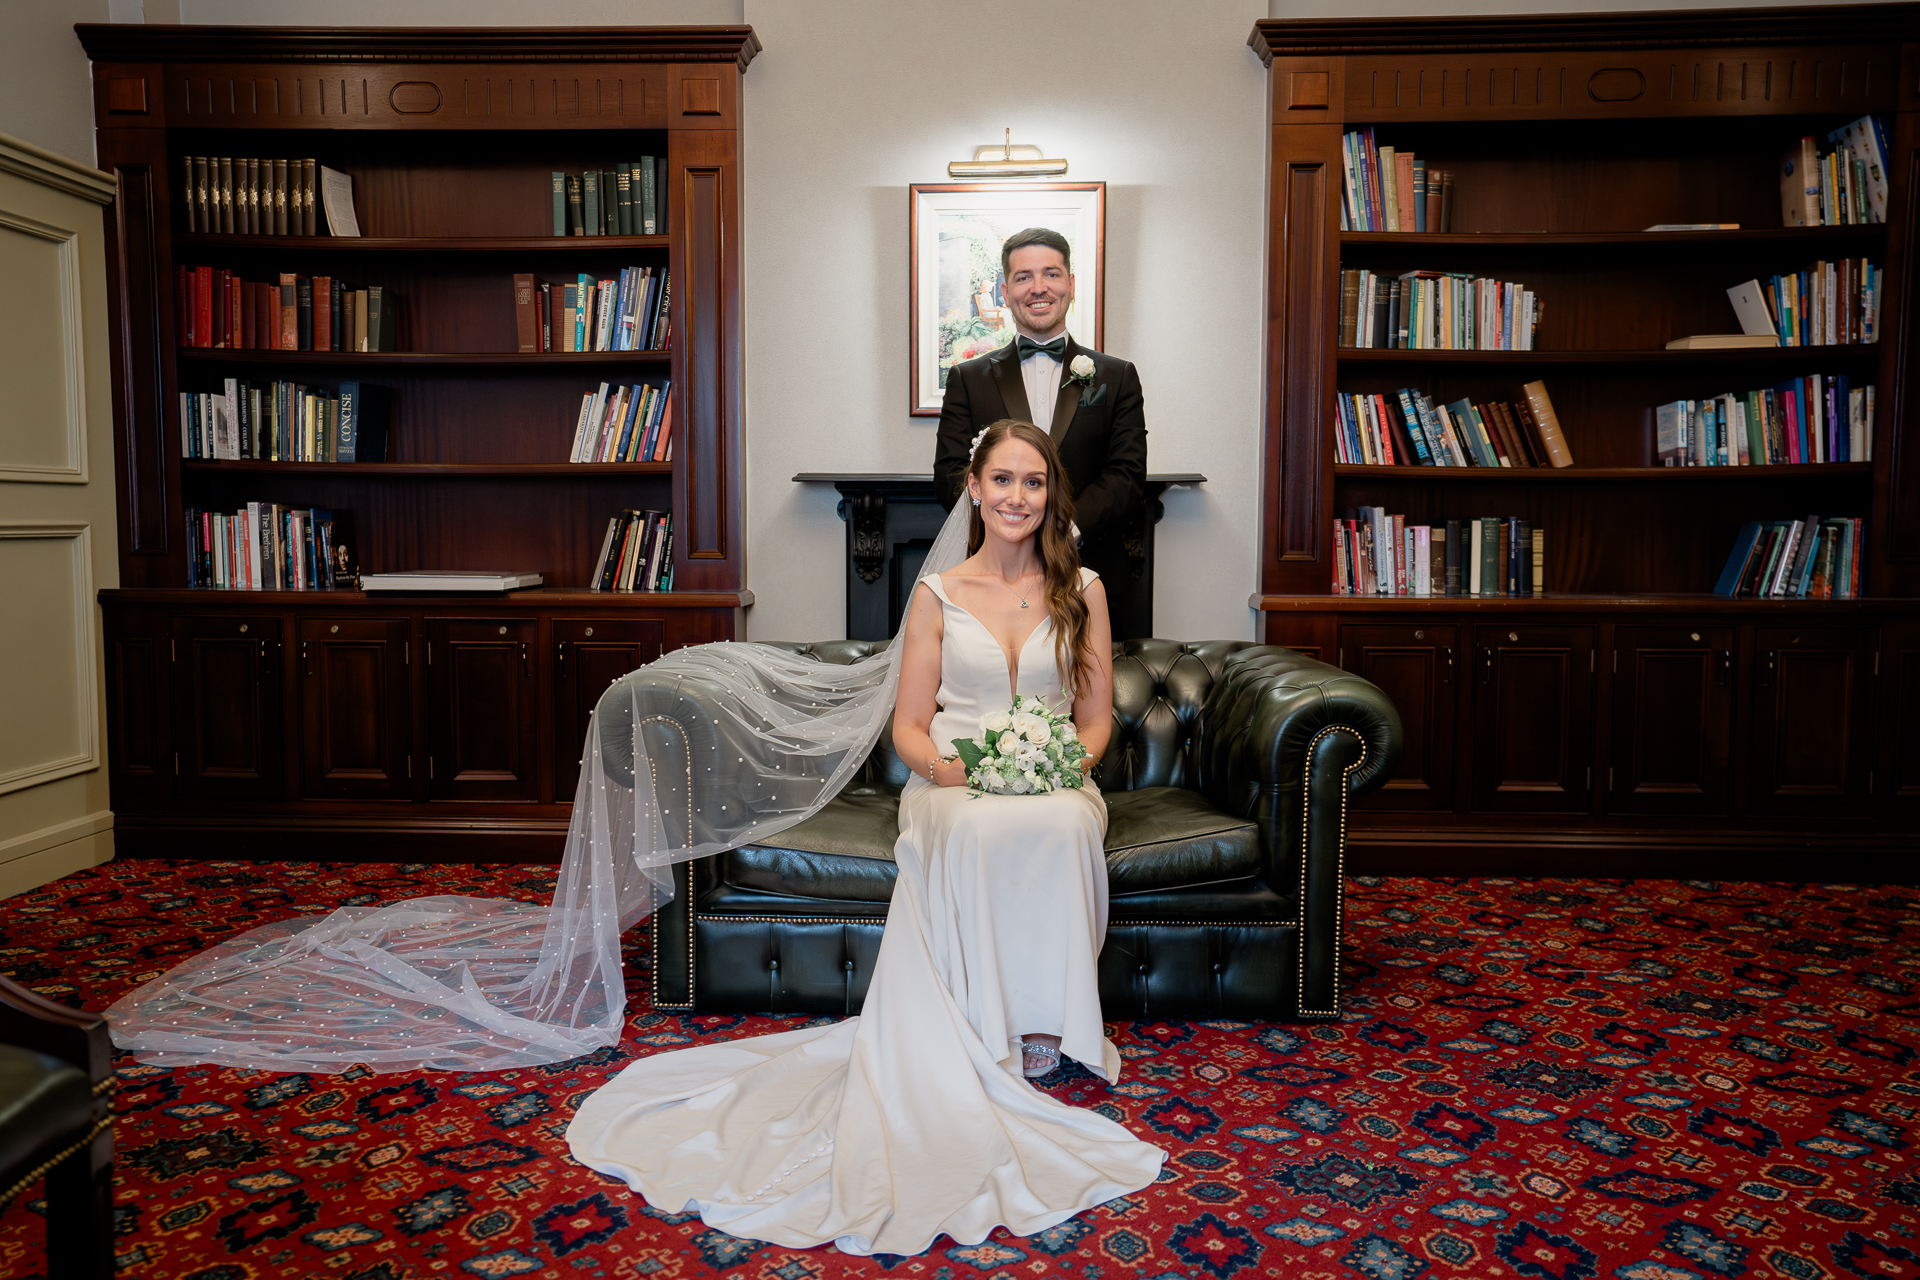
[1248,6,1920,877]
[78,24,757,859]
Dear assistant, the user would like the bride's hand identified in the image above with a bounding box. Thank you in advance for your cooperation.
[931,756,969,787]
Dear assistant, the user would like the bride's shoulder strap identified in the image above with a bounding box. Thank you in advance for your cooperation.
[1077,566,1099,588]
[920,571,953,604]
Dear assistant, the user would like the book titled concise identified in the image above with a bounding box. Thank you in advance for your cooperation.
[361,570,543,592]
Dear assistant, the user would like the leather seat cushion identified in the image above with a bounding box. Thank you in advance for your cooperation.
[0,1044,91,1173]
[720,784,1262,903]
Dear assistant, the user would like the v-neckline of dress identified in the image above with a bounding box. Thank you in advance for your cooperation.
[936,573,1051,707]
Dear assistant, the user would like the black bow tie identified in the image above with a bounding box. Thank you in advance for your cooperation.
[1015,335,1067,362]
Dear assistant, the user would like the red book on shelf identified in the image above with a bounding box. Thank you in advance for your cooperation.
[195,266,214,350]
[313,276,333,353]
[214,269,230,348]
[240,279,257,349]
[278,273,298,351]
[513,273,538,353]
[176,264,193,347]
[229,273,243,349]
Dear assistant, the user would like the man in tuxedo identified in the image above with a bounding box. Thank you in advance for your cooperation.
[933,227,1149,636]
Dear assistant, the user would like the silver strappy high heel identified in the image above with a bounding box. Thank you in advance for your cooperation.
[1021,1040,1060,1079]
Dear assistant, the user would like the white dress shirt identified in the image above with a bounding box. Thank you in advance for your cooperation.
[1017,333,1070,436]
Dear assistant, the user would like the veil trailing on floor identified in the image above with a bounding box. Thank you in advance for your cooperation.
[105,498,977,1073]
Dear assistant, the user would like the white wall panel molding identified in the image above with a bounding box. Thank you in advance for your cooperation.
[0,205,90,484]
[0,522,98,794]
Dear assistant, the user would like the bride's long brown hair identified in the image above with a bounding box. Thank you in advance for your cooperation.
[966,419,1094,699]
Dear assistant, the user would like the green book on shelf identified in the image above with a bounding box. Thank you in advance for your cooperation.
[616,162,633,235]
[583,170,601,237]
[641,157,656,235]
[1479,517,1502,596]
[551,171,566,236]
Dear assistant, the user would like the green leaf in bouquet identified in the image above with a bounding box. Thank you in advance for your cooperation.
[952,738,988,774]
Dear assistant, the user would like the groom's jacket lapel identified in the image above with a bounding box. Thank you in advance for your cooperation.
[988,340,1032,424]
[1049,336,1083,446]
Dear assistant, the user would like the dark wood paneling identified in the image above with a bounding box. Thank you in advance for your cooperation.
[76,26,762,72]
[1881,109,1920,580]
[427,618,538,801]
[170,613,283,799]
[299,616,411,799]
[1343,623,1457,810]
[669,127,739,588]
[1610,624,1733,813]
[1886,621,1920,817]
[1751,623,1876,814]
[1471,623,1594,812]
[551,617,663,799]
[156,65,667,131]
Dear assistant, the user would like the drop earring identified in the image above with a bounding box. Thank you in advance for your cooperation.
[971,497,981,507]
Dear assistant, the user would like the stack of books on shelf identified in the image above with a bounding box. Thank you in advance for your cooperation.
[1334,510,1544,597]
[514,268,670,354]
[180,379,390,462]
[1334,380,1573,468]
[591,510,673,592]
[1340,269,1538,349]
[1339,128,1453,232]
[1714,516,1863,598]
[553,161,666,236]
[1731,263,1881,347]
[570,381,673,463]
[176,266,399,352]
[1655,378,1873,466]
[180,156,327,235]
[186,503,352,590]
[1781,116,1889,227]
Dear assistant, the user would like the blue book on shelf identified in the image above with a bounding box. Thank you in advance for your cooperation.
[1714,521,1763,595]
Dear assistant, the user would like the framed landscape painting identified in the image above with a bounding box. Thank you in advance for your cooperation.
[908,182,1105,416]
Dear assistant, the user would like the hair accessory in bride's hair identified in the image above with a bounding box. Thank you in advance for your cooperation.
[968,427,990,464]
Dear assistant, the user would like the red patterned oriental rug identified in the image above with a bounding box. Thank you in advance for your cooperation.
[0,862,1915,1280]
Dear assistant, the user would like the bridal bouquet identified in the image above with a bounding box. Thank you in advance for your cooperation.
[952,695,1090,794]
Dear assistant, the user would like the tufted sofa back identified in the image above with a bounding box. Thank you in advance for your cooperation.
[756,638,1258,795]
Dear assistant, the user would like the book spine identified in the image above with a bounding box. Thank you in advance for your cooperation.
[552,172,567,236]
[616,162,633,236]
[1521,381,1575,467]
[641,157,657,235]
[196,266,214,349]
[583,170,601,237]
[567,175,584,236]
[514,273,538,353]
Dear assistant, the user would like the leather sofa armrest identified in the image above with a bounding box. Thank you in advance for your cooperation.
[1197,647,1402,1017]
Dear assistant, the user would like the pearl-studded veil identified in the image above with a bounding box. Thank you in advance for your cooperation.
[104,496,978,1073]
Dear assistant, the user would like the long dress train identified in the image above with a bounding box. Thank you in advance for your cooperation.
[566,568,1164,1255]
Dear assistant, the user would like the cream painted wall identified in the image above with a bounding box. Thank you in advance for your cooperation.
[739,0,1269,640]
[0,134,120,897]
[1,0,110,165]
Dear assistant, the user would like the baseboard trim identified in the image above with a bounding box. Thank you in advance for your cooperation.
[112,815,566,863]
[1350,825,1920,882]
[0,813,114,898]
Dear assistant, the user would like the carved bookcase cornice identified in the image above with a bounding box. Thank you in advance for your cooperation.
[75,24,762,69]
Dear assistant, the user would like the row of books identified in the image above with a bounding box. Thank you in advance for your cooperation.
[1737,261,1882,348]
[179,156,336,236]
[1335,511,1545,597]
[1339,129,1454,233]
[1340,269,1539,350]
[570,382,674,464]
[176,266,399,352]
[1334,381,1574,469]
[1782,117,1889,227]
[1656,378,1873,467]
[552,163,666,237]
[180,380,390,463]
[1714,516,1863,598]
[514,268,670,354]
[590,510,674,592]
[185,504,353,591]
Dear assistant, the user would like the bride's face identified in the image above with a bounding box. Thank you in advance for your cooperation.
[968,438,1050,548]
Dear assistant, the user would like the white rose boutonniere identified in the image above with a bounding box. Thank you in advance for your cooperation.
[1066,353,1096,389]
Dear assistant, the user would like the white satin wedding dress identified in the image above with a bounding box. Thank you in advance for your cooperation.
[566,567,1165,1256]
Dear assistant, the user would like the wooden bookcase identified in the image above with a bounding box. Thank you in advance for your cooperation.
[1249,6,1920,877]
[77,24,757,859]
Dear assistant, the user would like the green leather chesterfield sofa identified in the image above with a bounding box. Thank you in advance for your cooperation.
[602,640,1401,1021]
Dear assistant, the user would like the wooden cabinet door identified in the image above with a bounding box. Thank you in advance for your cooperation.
[106,608,170,808]
[171,614,284,800]
[552,618,665,801]
[1341,624,1457,811]
[1752,625,1875,816]
[1885,622,1920,820]
[299,617,413,800]
[1610,625,1734,815]
[427,619,539,802]
[1471,625,1594,813]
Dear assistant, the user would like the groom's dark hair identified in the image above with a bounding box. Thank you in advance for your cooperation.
[1001,227,1071,277]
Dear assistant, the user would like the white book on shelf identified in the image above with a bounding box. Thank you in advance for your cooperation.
[361,570,544,593]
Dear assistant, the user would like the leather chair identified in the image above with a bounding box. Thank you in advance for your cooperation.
[0,975,115,1279]
[601,641,1400,1021]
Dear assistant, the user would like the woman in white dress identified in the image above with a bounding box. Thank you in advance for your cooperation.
[566,420,1165,1254]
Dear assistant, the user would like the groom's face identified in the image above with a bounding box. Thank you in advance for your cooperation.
[1003,245,1074,338]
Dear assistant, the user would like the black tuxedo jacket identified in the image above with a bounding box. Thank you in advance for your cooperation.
[932,335,1147,591]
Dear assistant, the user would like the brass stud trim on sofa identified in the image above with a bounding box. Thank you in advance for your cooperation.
[642,716,698,1012]
[1296,724,1365,1020]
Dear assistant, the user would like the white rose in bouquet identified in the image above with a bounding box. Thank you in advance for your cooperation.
[1012,712,1051,745]
[982,711,1013,735]
[1056,720,1077,742]
[997,731,1021,755]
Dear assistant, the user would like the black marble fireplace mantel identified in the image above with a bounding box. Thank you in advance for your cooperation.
[794,473,1206,641]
